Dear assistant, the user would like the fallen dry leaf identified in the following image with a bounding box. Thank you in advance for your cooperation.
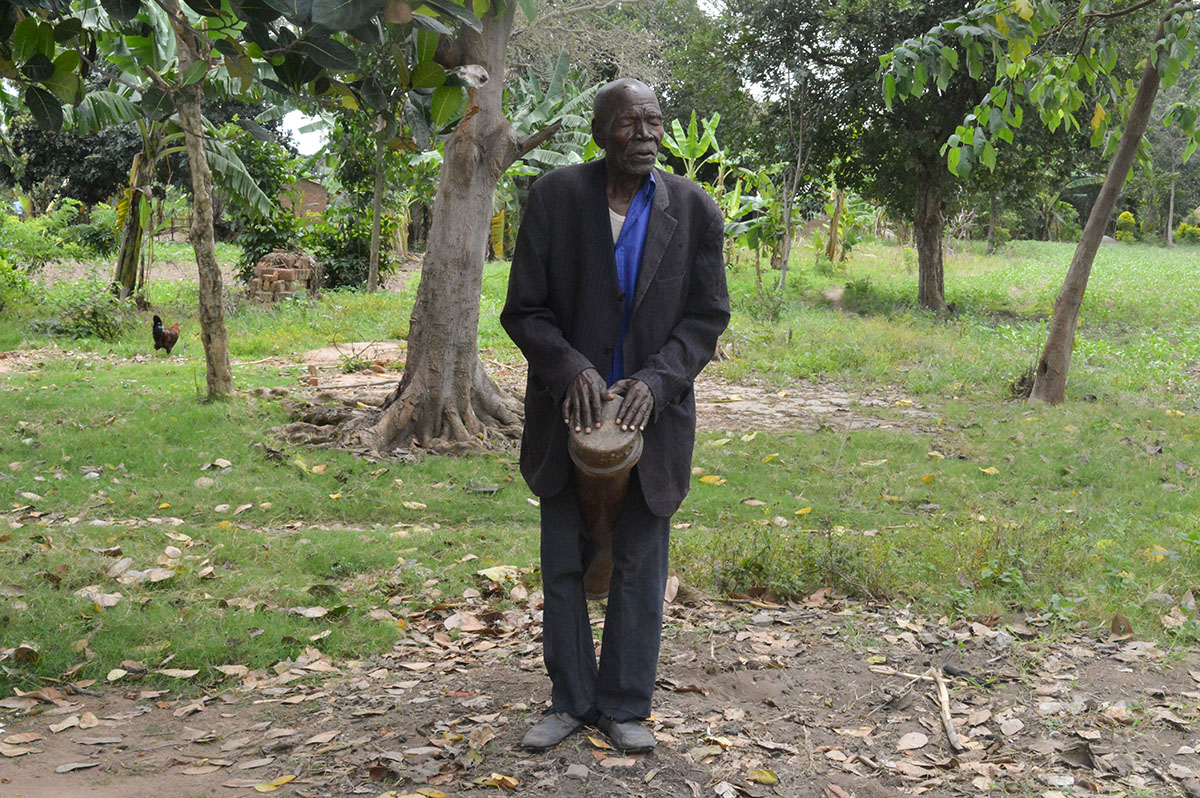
[49,715,80,733]
[55,761,99,773]
[896,731,928,751]
[253,774,297,792]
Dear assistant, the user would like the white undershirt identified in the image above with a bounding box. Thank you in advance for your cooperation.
[609,208,626,243]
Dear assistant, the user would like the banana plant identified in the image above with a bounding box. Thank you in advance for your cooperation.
[62,9,274,299]
[661,110,721,183]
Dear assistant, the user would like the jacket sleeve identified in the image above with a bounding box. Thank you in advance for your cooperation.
[500,183,595,405]
[629,199,730,417]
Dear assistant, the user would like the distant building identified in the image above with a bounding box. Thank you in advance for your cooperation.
[281,179,328,218]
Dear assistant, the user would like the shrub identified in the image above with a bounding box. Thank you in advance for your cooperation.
[0,254,33,313]
[1175,221,1200,244]
[302,205,399,289]
[62,202,119,257]
[0,199,86,270]
[31,278,129,341]
[1115,210,1138,243]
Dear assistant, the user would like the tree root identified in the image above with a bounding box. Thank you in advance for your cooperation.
[263,366,523,461]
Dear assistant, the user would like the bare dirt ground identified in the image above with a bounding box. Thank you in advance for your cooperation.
[4,586,1199,798]
[257,342,938,438]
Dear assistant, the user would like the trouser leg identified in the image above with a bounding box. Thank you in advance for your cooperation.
[595,475,670,722]
[539,479,599,720]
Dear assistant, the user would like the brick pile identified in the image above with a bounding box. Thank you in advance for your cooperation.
[247,250,320,301]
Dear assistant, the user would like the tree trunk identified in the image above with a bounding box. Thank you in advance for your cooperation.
[353,2,559,452]
[114,155,151,300]
[986,193,997,255]
[368,128,384,293]
[162,0,232,398]
[1166,178,1176,247]
[777,137,805,290]
[826,187,844,264]
[1030,30,1164,404]
[913,169,946,312]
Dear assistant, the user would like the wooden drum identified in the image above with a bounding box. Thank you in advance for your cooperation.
[568,397,643,600]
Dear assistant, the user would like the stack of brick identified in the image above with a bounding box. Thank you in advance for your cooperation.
[247,251,320,302]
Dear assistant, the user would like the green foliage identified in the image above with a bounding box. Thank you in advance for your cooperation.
[302,205,399,289]
[881,0,1200,180]
[62,202,119,256]
[0,253,34,312]
[1175,221,1200,243]
[1116,209,1139,243]
[30,277,129,341]
[220,124,304,280]
[0,199,85,270]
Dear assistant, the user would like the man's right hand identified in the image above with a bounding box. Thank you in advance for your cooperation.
[563,368,612,434]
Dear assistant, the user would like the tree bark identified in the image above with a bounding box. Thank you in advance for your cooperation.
[1030,28,1164,404]
[1166,178,1176,247]
[986,192,997,255]
[354,2,562,452]
[161,0,233,397]
[913,168,946,312]
[368,127,384,293]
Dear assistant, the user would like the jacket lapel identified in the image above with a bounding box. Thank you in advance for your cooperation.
[630,170,676,318]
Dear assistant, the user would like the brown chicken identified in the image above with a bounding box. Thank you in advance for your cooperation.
[152,315,180,355]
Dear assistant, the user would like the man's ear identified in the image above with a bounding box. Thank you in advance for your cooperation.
[590,118,607,149]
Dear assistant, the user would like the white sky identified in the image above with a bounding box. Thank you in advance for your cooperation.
[283,109,327,155]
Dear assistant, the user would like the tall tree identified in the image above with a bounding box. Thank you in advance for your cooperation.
[726,0,997,311]
[882,0,1200,402]
[358,1,561,450]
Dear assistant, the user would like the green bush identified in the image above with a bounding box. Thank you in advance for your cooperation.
[219,124,305,281]
[1115,210,1138,243]
[0,254,34,313]
[302,205,399,289]
[1175,221,1200,244]
[30,278,129,341]
[62,203,119,257]
[0,199,86,270]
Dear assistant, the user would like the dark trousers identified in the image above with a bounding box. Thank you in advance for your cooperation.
[539,471,670,723]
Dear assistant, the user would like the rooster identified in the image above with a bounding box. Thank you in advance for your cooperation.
[152,315,180,355]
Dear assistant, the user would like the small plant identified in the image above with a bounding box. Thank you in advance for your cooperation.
[31,278,129,341]
[1115,210,1139,243]
[1032,593,1086,624]
[339,352,372,373]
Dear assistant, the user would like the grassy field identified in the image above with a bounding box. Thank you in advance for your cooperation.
[1,239,1199,693]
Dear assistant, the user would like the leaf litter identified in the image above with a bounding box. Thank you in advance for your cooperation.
[4,578,1200,797]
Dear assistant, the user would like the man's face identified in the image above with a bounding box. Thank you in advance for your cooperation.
[596,85,664,178]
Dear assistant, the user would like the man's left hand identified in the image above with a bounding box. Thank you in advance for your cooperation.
[609,379,653,432]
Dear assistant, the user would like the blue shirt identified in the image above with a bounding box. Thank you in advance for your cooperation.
[608,171,657,383]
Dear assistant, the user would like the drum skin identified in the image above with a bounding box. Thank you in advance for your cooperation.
[568,398,643,599]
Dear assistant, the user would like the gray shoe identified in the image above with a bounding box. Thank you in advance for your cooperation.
[598,716,656,753]
[522,712,585,750]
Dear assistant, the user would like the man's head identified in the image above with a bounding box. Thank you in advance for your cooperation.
[591,79,664,179]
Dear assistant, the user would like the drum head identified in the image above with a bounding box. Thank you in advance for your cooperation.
[568,397,643,476]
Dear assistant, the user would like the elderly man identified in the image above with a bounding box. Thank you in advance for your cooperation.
[501,78,729,753]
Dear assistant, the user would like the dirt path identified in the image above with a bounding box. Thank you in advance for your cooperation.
[257,342,937,437]
[3,589,1197,798]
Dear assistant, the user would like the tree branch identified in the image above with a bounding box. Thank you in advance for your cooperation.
[501,118,563,171]
[531,0,651,25]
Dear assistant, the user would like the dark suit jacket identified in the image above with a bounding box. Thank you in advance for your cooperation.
[500,159,730,517]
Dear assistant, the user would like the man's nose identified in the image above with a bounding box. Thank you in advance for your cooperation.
[632,117,652,139]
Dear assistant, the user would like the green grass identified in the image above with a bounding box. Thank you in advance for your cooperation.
[1,239,1199,693]
[718,240,1200,404]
